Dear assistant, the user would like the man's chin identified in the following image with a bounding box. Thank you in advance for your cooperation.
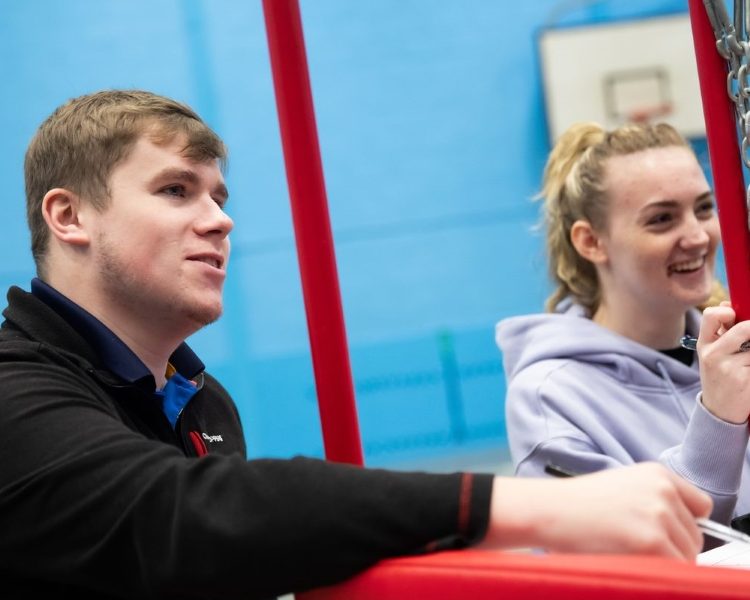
[185,304,223,328]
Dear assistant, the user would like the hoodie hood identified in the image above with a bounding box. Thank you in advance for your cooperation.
[496,299,701,388]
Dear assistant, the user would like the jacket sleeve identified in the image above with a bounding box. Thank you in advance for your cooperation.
[0,360,493,599]
[660,394,749,524]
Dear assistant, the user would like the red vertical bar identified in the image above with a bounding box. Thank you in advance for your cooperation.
[689,0,750,321]
[262,0,363,465]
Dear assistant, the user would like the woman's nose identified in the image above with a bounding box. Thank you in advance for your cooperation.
[680,217,710,248]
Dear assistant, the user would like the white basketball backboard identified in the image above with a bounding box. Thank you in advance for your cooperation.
[539,13,705,142]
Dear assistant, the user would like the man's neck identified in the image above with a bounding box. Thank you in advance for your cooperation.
[46,275,187,387]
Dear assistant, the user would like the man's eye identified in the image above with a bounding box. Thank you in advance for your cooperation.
[162,185,186,197]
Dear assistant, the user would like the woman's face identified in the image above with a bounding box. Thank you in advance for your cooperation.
[597,145,720,314]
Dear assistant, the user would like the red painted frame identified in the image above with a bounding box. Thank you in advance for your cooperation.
[262,0,363,465]
[689,0,750,321]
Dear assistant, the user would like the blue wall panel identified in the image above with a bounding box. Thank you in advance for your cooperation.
[0,0,698,467]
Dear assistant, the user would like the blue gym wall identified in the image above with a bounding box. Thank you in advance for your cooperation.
[0,0,699,467]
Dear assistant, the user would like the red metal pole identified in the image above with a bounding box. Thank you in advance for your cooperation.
[689,0,750,321]
[262,0,364,465]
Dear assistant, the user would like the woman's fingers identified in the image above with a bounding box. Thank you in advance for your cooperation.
[698,306,750,423]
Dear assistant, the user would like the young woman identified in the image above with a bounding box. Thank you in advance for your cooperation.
[496,121,750,525]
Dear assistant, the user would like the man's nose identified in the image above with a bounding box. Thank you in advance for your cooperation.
[197,196,234,237]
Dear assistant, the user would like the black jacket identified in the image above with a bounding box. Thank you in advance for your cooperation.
[0,286,493,599]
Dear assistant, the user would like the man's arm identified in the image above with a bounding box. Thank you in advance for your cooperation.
[483,463,710,559]
[0,360,711,598]
[0,360,492,599]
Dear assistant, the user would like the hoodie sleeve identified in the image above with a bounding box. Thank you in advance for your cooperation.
[661,394,749,524]
[500,308,750,526]
[505,362,632,477]
[507,359,748,525]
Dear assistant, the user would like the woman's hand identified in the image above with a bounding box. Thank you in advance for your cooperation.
[698,303,750,424]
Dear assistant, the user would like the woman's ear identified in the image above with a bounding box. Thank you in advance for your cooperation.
[570,219,608,264]
[41,188,91,247]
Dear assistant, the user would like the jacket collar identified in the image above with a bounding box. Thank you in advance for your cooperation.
[2,279,204,389]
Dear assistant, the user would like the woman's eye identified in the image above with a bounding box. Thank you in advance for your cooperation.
[696,201,715,217]
[647,213,672,226]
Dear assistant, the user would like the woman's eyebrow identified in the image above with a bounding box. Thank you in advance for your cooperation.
[639,191,714,213]
[639,199,679,213]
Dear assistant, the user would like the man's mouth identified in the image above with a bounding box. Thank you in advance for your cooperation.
[188,255,224,270]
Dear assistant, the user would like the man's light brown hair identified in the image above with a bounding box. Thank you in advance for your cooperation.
[25,89,227,276]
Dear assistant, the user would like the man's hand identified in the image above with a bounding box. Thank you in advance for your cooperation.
[480,462,711,560]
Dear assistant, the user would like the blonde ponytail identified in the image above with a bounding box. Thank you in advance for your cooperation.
[541,123,608,313]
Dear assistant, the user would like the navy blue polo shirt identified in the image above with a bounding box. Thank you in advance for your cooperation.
[31,277,202,427]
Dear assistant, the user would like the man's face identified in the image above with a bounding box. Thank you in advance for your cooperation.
[89,134,233,334]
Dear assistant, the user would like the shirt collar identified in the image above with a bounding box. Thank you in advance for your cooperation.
[30,278,204,385]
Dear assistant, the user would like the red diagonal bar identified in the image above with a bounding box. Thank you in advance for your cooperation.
[689,0,750,321]
[262,0,363,465]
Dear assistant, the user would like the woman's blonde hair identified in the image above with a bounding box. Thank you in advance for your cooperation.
[540,121,726,313]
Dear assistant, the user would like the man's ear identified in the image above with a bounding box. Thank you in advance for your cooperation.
[41,188,91,247]
[570,219,608,264]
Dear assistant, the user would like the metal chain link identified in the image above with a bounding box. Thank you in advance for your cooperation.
[704,0,750,227]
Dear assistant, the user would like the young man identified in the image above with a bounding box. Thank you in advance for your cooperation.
[0,90,711,599]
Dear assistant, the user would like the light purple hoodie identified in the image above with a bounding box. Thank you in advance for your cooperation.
[496,300,750,524]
